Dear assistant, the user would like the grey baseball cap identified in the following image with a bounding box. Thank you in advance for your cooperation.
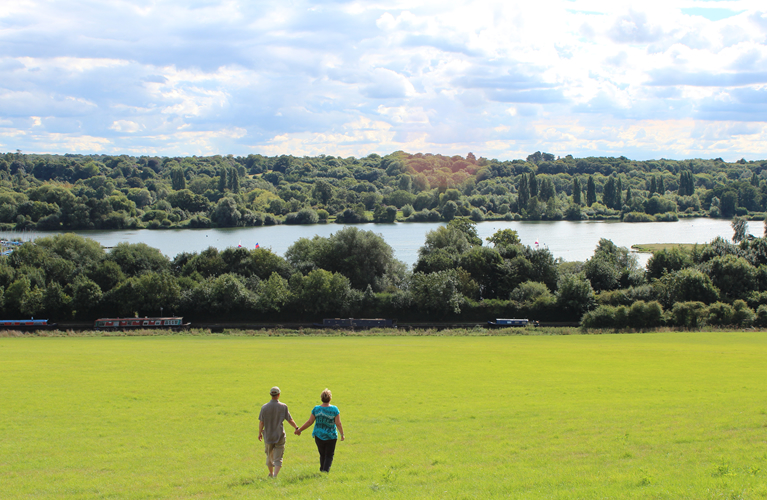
[270,386,281,395]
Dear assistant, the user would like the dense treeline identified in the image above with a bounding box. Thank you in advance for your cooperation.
[4,219,767,328]
[2,150,767,230]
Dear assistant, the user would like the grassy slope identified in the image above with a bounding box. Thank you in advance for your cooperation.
[1,333,766,499]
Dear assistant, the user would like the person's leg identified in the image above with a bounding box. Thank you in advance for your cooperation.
[265,443,274,477]
[315,437,326,471]
[322,439,337,472]
[272,436,286,477]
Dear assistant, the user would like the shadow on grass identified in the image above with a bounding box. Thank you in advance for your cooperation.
[280,471,324,484]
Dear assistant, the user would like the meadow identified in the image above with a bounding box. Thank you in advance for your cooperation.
[1,331,766,499]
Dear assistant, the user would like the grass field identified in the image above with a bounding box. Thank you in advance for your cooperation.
[1,332,766,499]
[631,243,698,254]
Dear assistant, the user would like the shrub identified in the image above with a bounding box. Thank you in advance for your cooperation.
[706,302,735,326]
[655,212,679,222]
[668,301,707,328]
[469,208,484,221]
[623,212,655,222]
[628,300,664,329]
[582,304,629,329]
[755,305,767,327]
[732,300,755,327]
[284,208,319,225]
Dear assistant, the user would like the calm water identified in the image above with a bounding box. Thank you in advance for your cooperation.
[12,218,742,268]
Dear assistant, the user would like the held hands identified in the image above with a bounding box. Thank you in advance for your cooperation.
[294,428,302,436]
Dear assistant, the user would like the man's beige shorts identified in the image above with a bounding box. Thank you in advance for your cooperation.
[265,435,286,467]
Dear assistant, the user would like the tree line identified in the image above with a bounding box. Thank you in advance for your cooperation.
[1,151,767,231]
[3,219,767,329]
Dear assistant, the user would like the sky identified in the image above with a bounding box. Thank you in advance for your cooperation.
[1,0,766,162]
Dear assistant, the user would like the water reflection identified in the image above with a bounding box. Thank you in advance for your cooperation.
[13,218,738,268]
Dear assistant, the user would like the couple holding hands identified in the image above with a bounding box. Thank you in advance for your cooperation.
[258,386,344,478]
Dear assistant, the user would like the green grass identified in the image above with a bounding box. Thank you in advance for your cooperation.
[2,333,767,498]
[631,243,698,253]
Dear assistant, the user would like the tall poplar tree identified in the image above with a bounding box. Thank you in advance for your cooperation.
[518,174,530,209]
[603,177,616,208]
[218,168,228,192]
[229,167,240,193]
[586,176,596,207]
[572,177,581,205]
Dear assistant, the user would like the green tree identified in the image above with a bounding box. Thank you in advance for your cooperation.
[410,269,464,315]
[5,277,30,315]
[646,247,693,280]
[218,168,227,192]
[286,227,402,291]
[69,275,102,317]
[208,273,254,313]
[668,301,707,328]
[212,197,242,227]
[657,268,719,307]
[572,177,581,205]
[555,273,594,319]
[458,246,505,299]
[171,167,186,191]
[108,242,170,277]
[706,254,757,301]
[256,272,291,313]
[312,180,333,204]
[228,167,240,193]
[518,174,530,209]
[586,176,596,207]
[42,282,71,317]
[293,269,357,315]
[447,218,482,246]
[602,176,616,209]
[136,271,181,314]
[486,229,521,247]
[539,177,555,202]
[440,201,458,221]
[528,172,538,198]
[731,216,748,243]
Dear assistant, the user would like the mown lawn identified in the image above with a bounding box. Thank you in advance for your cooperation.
[1,332,766,499]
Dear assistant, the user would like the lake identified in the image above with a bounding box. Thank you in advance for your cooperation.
[7,218,744,268]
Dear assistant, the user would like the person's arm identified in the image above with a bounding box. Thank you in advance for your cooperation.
[295,414,315,435]
[335,414,344,441]
[287,418,299,432]
[258,420,264,441]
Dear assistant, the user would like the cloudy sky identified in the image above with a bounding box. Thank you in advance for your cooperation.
[1,0,766,161]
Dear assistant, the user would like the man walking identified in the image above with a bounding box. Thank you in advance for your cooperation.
[258,386,299,478]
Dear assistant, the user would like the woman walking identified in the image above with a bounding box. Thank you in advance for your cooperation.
[295,388,344,472]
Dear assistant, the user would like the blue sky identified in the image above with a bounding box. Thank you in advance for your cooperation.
[1,0,766,161]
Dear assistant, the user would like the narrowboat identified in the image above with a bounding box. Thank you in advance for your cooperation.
[487,318,530,327]
[94,317,189,331]
[0,319,57,330]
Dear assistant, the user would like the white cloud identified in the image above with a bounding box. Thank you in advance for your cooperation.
[0,0,765,160]
[109,120,142,133]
